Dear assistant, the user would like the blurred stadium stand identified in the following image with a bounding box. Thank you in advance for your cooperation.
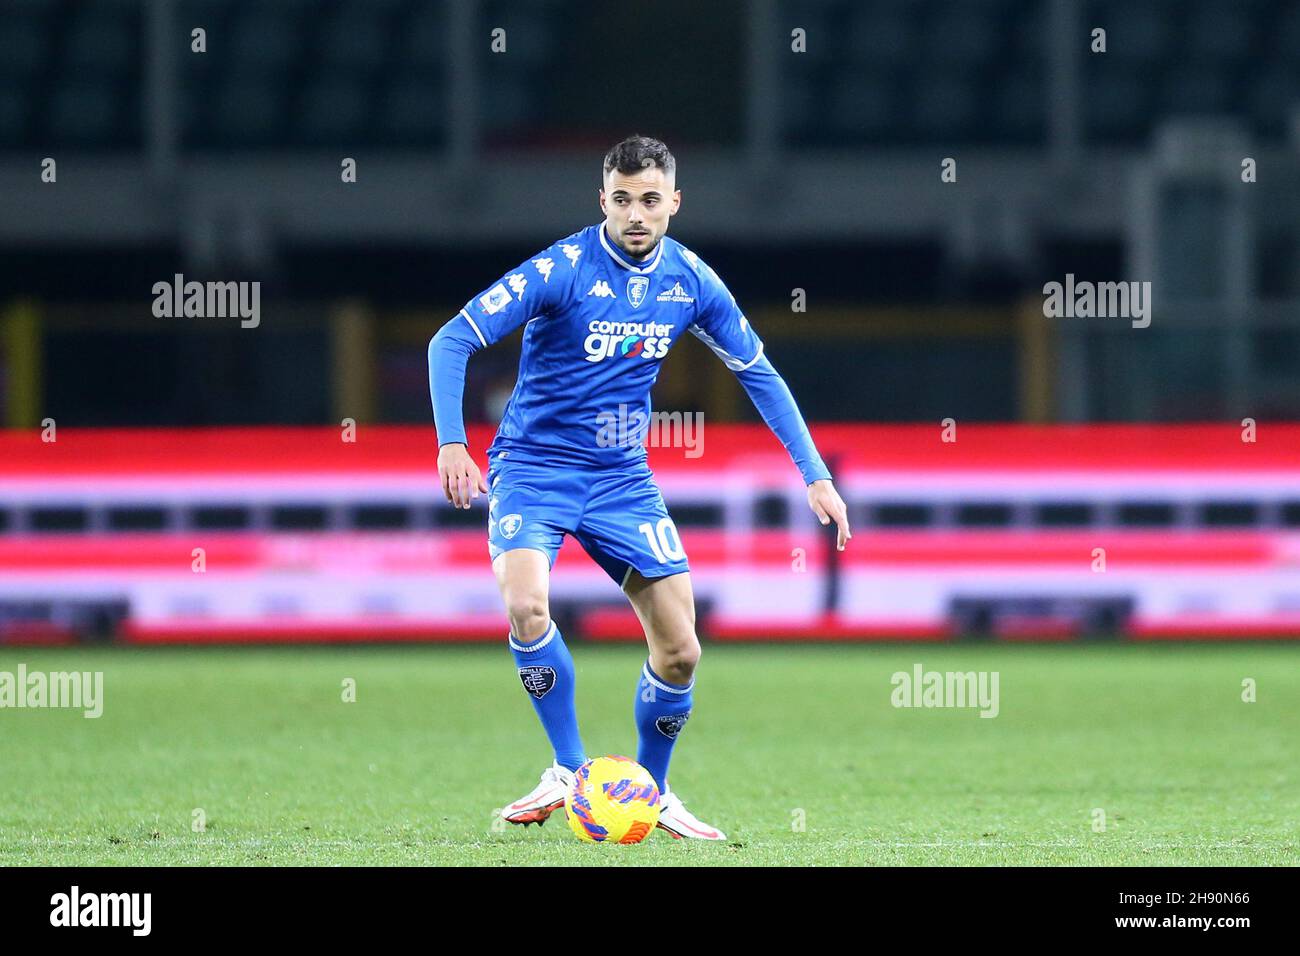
[4,1,1298,150]
[3,1,1300,429]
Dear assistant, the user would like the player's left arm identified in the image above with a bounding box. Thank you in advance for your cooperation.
[688,266,851,550]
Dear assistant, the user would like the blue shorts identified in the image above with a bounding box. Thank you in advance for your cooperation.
[485,453,690,588]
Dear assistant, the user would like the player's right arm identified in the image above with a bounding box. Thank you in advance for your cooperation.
[428,243,576,508]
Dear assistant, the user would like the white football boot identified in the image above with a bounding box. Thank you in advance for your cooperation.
[655,789,727,841]
[500,762,574,827]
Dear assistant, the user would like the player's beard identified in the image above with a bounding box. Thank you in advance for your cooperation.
[619,226,658,259]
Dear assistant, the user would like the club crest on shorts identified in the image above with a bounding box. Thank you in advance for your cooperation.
[655,711,691,739]
[626,275,649,309]
[498,513,523,539]
[518,665,557,699]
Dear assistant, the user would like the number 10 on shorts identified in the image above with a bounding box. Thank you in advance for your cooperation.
[638,517,684,563]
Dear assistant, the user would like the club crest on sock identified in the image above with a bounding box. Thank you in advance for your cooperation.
[655,711,691,739]
[518,665,557,699]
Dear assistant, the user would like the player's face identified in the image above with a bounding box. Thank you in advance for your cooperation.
[599,167,680,259]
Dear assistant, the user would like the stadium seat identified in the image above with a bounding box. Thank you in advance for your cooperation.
[65,7,137,76]
[298,77,371,144]
[381,73,447,145]
[779,74,820,142]
[1248,66,1300,138]
[318,7,392,73]
[49,81,120,146]
[828,70,896,140]
[228,8,303,72]
[1084,65,1152,142]
[1160,66,1235,116]
[482,8,553,69]
[1097,1,1171,60]
[0,90,28,141]
[1186,1,1254,62]
[402,3,449,66]
[482,79,536,135]
[1276,4,1300,53]
[213,80,286,143]
[918,7,999,68]
[992,67,1047,142]
[845,6,914,67]
[0,16,48,78]
[911,72,981,141]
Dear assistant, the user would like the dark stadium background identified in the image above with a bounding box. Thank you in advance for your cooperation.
[2,0,1300,877]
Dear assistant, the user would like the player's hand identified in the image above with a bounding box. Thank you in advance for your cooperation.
[807,478,851,551]
[438,442,488,510]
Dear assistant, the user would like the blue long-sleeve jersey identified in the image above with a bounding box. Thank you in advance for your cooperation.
[428,223,831,485]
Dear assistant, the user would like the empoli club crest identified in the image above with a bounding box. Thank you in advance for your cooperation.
[626,275,649,308]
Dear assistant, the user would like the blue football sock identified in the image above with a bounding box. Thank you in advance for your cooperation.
[634,659,693,793]
[510,620,586,772]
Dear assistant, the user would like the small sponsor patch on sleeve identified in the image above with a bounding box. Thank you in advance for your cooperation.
[479,282,512,314]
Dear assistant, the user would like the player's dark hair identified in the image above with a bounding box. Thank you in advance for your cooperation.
[602,135,676,179]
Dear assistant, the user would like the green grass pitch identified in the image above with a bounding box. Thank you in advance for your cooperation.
[1,642,1296,866]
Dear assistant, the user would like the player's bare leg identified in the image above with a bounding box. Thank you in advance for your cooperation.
[494,548,586,826]
[624,569,700,685]
[624,570,726,840]
[493,547,551,643]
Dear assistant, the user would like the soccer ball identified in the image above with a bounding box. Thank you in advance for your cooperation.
[565,755,662,844]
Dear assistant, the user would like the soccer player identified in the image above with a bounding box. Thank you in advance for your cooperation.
[428,135,851,840]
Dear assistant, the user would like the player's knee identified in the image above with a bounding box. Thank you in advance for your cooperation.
[658,632,701,684]
[504,593,550,643]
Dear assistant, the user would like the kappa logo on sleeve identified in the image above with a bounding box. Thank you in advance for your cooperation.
[532,257,555,282]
